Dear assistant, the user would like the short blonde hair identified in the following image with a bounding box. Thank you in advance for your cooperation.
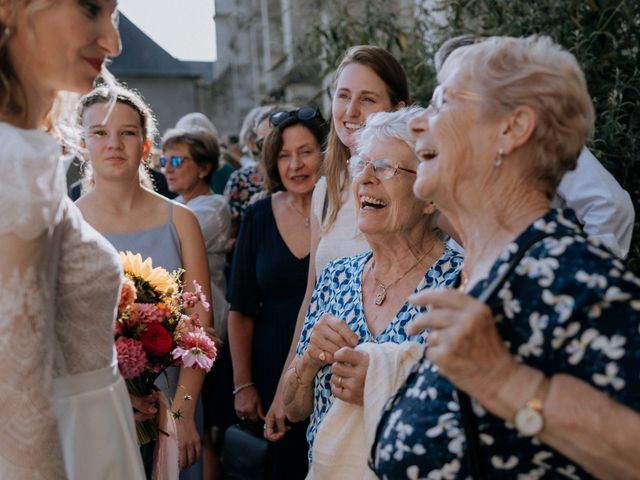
[443,35,595,198]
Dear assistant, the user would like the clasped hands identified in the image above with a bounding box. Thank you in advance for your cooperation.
[306,313,370,406]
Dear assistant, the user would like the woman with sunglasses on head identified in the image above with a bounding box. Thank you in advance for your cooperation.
[282,108,462,474]
[76,85,214,480]
[0,1,145,479]
[264,44,412,442]
[226,106,329,479]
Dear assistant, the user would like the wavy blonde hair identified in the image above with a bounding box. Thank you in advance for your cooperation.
[323,45,409,231]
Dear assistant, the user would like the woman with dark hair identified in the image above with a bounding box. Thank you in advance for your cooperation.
[227,107,329,478]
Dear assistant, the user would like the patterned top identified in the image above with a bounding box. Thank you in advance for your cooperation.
[370,209,640,479]
[295,247,463,456]
[223,164,264,222]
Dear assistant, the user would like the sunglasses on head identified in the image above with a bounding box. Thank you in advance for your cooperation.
[159,155,190,168]
[269,106,323,127]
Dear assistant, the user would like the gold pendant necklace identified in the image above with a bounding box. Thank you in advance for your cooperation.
[287,195,310,228]
[369,241,436,306]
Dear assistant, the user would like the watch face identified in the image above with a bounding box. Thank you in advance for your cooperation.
[515,407,544,436]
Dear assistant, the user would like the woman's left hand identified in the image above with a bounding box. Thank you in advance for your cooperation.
[176,415,202,471]
[407,289,519,402]
[330,347,369,406]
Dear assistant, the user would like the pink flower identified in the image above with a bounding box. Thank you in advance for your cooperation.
[182,291,199,309]
[113,320,124,336]
[172,330,217,372]
[115,338,148,379]
[192,281,210,312]
[118,277,137,312]
[135,303,171,323]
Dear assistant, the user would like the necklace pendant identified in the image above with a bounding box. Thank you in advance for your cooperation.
[304,217,310,228]
[374,286,386,306]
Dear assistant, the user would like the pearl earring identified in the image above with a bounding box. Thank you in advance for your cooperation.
[494,148,504,167]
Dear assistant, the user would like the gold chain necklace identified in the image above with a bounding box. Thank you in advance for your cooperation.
[287,195,310,228]
[368,241,436,306]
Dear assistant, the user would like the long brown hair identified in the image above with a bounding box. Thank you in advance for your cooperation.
[323,45,409,231]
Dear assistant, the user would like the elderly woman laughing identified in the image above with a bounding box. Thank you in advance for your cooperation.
[282,107,463,467]
[369,35,640,479]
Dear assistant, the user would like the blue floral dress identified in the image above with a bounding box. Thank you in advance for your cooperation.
[370,209,640,479]
[295,246,463,459]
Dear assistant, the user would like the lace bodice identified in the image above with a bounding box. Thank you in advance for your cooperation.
[55,197,122,376]
[0,123,121,478]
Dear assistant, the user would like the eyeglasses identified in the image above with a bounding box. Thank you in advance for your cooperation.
[269,106,324,127]
[429,85,483,113]
[255,137,265,154]
[348,155,416,181]
[159,155,190,168]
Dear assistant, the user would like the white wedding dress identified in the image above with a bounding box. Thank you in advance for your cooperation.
[0,123,145,479]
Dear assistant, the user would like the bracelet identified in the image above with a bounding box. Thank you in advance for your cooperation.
[289,364,307,386]
[176,384,192,401]
[233,382,255,395]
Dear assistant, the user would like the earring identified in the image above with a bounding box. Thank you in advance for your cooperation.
[493,148,504,167]
[0,27,12,49]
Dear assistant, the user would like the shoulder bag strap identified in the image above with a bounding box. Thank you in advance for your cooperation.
[458,230,552,479]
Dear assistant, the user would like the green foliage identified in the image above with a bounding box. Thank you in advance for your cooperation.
[294,0,438,103]
[297,0,640,271]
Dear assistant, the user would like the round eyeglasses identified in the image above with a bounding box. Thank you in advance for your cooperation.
[159,155,190,168]
[348,155,416,181]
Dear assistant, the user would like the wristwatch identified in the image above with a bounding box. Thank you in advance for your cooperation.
[514,375,550,436]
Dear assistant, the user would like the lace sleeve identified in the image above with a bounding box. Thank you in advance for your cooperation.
[0,124,65,240]
[0,232,66,478]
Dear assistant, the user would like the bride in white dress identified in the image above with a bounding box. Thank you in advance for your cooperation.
[0,1,144,478]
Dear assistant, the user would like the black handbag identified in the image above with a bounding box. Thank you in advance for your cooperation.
[458,230,552,479]
[222,423,268,480]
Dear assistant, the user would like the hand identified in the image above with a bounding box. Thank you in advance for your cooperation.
[234,385,265,422]
[130,391,159,422]
[176,415,202,471]
[307,313,359,367]
[407,289,519,402]
[264,388,290,441]
[203,326,224,350]
[330,347,369,405]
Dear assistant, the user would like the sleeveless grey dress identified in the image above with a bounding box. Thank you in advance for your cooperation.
[105,202,204,480]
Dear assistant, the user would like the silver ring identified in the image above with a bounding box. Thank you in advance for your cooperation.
[319,351,327,362]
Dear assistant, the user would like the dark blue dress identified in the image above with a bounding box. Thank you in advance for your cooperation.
[227,196,309,479]
[370,209,640,479]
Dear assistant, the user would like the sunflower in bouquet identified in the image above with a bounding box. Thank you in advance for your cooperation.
[115,251,217,444]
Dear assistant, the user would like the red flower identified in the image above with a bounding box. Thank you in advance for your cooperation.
[138,323,174,357]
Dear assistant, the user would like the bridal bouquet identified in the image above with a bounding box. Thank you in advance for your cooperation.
[115,251,217,444]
